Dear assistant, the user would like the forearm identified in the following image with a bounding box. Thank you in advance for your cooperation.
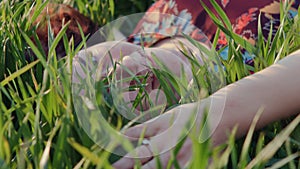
[205,50,300,145]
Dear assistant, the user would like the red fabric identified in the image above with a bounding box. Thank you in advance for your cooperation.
[129,0,299,48]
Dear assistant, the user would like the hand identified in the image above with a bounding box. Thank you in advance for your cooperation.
[73,41,194,121]
[113,101,208,169]
[111,46,193,115]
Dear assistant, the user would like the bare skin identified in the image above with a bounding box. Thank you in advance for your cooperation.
[73,39,300,168]
[111,46,300,168]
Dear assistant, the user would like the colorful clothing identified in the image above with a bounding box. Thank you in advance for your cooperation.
[128,0,299,65]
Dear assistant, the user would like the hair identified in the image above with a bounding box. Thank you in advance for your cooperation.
[28,3,98,59]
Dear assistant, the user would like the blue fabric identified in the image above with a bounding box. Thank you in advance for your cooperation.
[219,46,254,63]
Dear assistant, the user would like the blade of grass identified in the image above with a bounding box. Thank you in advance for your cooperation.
[246,114,300,169]
[0,60,39,87]
[239,107,264,168]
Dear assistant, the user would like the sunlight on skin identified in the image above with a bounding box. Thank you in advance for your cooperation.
[216,50,300,141]
[113,49,300,169]
[74,41,194,119]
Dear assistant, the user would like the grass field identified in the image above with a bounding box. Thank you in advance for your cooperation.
[0,0,300,168]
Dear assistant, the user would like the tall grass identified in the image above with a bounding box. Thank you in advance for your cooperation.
[0,0,299,168]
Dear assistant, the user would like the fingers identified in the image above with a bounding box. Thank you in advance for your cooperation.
[114,52,152,80]
[141,153,170,169]
[145,47,193,80]
[122,106,180,139]
[114,107,194,169]
[73,41,144,83]
[81,41,142,61]
[141,140,192,169]
[122,88,167,110]
[113,138,192,169]
[112,157,135,169]
[113,145,153,169]
[123,122,159,139]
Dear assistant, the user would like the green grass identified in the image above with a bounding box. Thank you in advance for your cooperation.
[0,0,300,168]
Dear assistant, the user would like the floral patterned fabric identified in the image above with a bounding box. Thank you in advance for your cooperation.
[128,0,299,64]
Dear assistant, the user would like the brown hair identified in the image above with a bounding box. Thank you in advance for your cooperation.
[30,3,98,58]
